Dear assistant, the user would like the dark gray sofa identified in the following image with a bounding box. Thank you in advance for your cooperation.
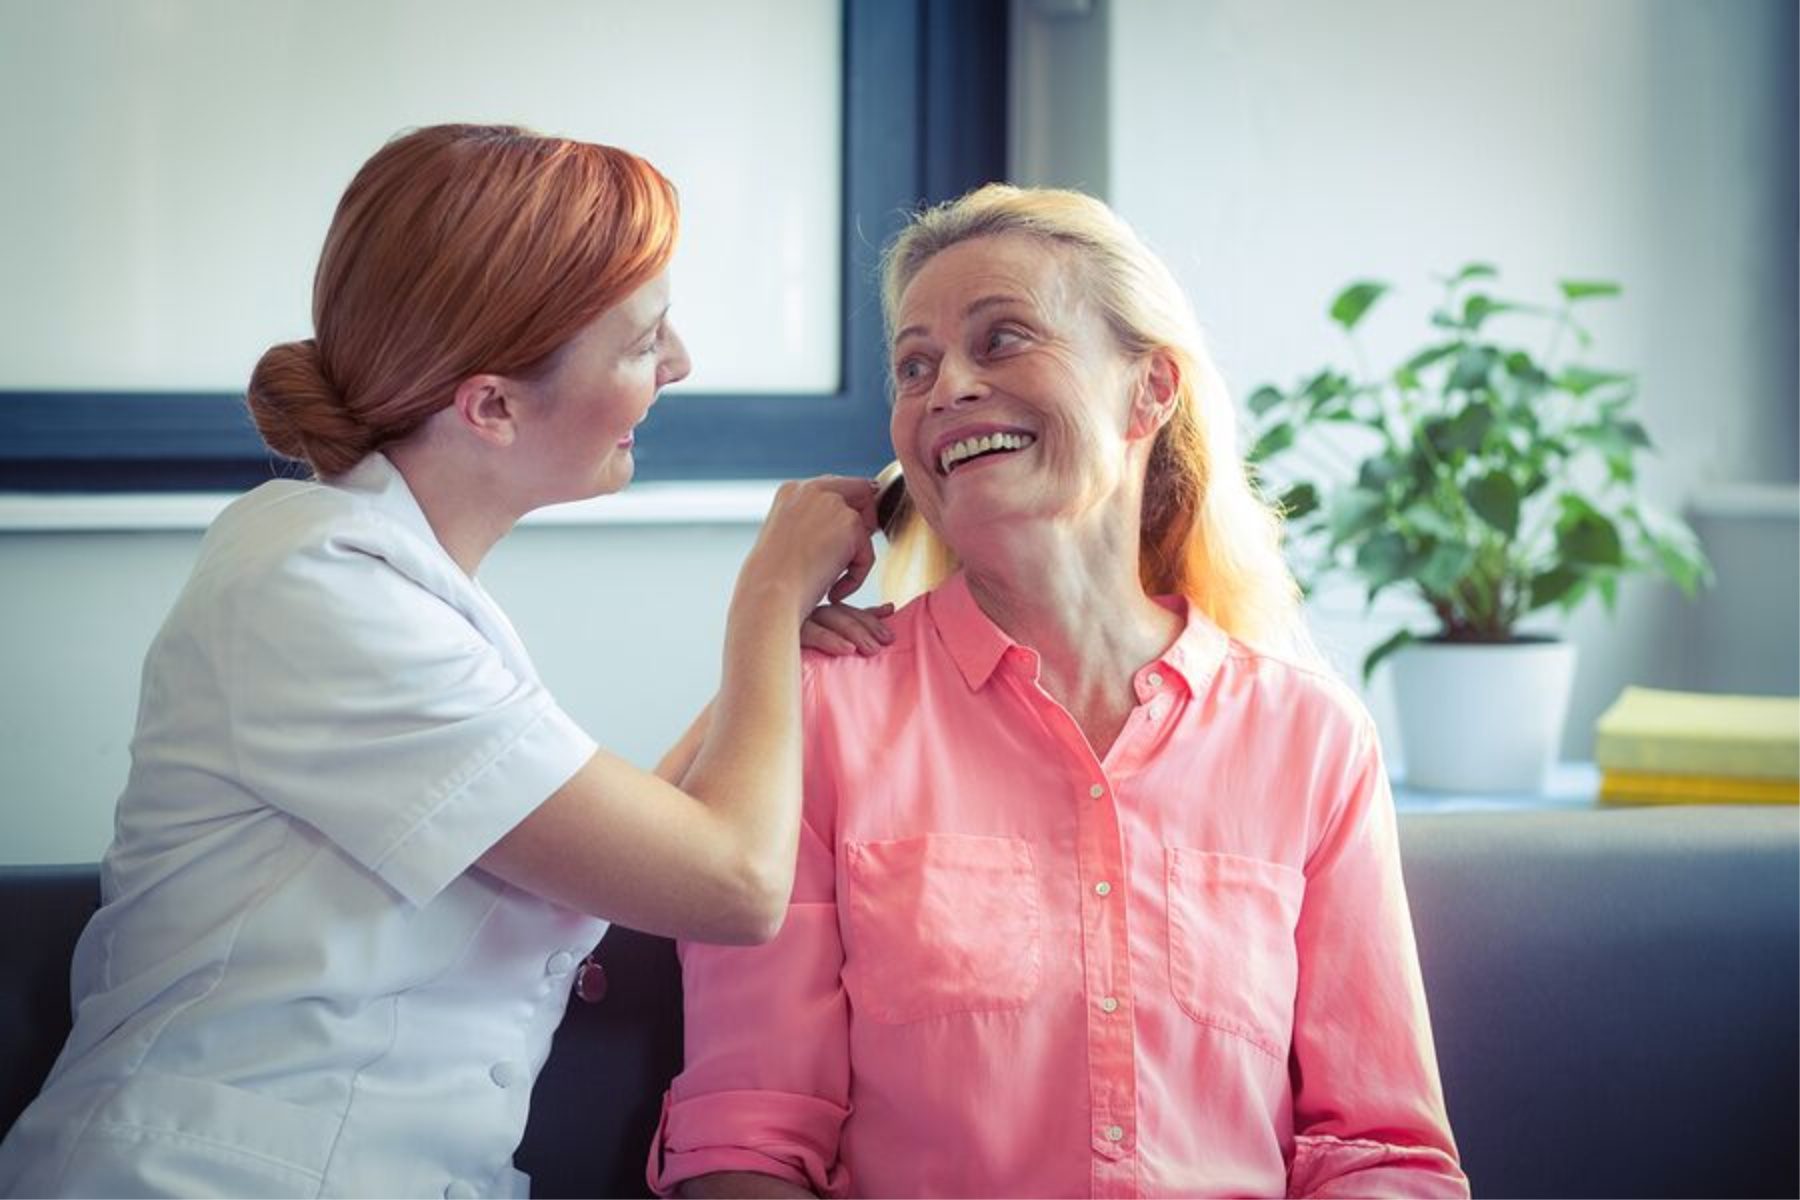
[3,806,1796,1198]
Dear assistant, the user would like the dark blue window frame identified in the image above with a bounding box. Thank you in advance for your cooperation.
[0,0,1007,492]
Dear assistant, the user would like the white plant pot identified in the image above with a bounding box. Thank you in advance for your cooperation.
[1390,638,1577,793]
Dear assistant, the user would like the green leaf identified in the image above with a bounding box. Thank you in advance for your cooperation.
[1462,294,1517,331]
[1448,347,1498,392]
[1425,403,1497,458]
[1502,350,1551,390]
[1402,503,1461,542]
[1557,366,1632,396]
[1330,281,1388,331]
[1596,571,1619,612]
[1569,418,1652,482]
[1632,504,1714,596]
[1278,482,1320,521]
[1355,530,1413,588]
[1417,541,1477,596]
[1560,279,1622,302]
[1399,343,1461,381]
[1465,472,1521,537]
[1453,402,1497,449]
[1361,628,1419,684]
[1528,567,1582,611]
[1449,263,1499,286]
[1247,385,1284,417]
[1328,487,1389,545]
[1300,370,1350,418]
[1248,421,1295,463]
[1358,457,1407,493]
[1557,503,1624,567]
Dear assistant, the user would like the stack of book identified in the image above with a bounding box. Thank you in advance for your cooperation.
[1594,687,1799,806]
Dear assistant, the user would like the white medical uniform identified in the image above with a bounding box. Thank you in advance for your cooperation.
[0,454,604,1198]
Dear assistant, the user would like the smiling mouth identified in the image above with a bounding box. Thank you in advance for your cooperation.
[938,432,1037,476]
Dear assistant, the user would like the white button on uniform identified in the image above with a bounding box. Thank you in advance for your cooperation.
[1089,783,1105,799]
[1148,698,1169,720]
[1105,1124,1125,1142]
[1099,996,1119,1013]
[546,951,576,975]
[1147,672,1164,688]
[490,1060,526,1089]
[445,1183,478,1199]
[1094,881,1112,897]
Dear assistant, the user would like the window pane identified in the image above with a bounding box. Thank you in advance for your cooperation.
[0,0,840,394]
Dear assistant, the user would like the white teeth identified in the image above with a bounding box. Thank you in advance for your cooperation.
[938,431,1036,474]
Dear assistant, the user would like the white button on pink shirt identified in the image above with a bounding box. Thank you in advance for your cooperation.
[0,455,601,1198]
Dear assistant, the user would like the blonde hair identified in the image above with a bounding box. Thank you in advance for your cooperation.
[878,183,1313,659]
[247,124,679,477]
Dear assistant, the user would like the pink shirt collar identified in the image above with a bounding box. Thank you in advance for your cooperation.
[924,569,1230,696]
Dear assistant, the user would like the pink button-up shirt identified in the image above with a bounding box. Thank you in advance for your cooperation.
[650,573,1467,1198]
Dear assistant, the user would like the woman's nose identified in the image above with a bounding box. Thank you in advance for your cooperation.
[927,353,986,413]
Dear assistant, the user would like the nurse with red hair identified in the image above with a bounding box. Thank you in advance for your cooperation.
[0,124,875,1199]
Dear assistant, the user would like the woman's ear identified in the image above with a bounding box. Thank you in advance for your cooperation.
[1127,350,1181,441]
[451,375,519,448]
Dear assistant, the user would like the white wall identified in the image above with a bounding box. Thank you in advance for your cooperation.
[0,519,772,863]
[1023,0,1798,758]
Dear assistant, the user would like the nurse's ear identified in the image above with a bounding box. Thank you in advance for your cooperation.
[449,374,519,448]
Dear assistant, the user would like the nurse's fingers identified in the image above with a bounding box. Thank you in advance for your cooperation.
[826,528,877,603]
[800,475,882,530]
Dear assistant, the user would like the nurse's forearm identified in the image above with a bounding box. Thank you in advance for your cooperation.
[674,579,807,938]
[654,699,715,785]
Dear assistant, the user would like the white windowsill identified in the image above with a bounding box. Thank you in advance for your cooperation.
[0,481,783,533]
[1393,761,1601,813]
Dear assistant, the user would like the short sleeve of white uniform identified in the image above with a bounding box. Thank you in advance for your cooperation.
[216,503,596,908]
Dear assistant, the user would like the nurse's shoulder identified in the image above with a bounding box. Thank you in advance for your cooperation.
[188,463,448,614]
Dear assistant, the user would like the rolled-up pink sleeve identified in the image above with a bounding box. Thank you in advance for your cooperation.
[1286,721,1470,1199]
[649,797,852,1197]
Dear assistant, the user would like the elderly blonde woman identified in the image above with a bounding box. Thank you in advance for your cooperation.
[648,186,1468,1199]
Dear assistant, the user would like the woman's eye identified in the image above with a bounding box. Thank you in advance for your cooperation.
[894,356,930,386]
[985,326,1026,353]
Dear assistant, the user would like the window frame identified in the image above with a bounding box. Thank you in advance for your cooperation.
[0,0,1008,492]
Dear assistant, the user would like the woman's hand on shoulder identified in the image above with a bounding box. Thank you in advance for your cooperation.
[801,601,896,657]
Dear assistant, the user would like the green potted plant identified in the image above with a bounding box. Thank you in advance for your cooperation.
[1247,265,1711,792]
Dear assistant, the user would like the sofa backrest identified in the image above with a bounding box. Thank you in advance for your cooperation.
[4,806,1796,1199]
[1400,806,1799,1199]
[0,865,100,1135]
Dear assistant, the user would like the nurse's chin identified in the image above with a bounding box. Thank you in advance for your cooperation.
[590,454,637,499]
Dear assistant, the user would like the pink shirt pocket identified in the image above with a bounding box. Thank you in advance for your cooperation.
[842,833,1042,1024]
[1165,847,1305,1062]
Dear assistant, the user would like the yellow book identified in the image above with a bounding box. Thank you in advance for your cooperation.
[1599,768,1799,806]
[1593,687,1799,780]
